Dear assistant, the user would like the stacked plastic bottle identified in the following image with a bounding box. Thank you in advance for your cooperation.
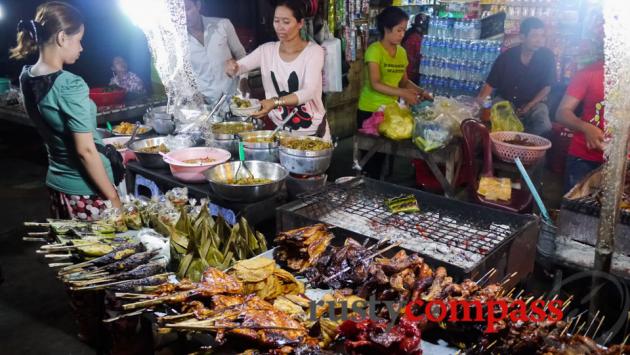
[420,18,501,97]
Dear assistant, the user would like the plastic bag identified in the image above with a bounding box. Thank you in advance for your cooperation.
[321,22,343,93]
[431,96,480,137]
[379,103,414,141]
[412,109,454,152]
[358,111,384,136]
[490,101,524,132]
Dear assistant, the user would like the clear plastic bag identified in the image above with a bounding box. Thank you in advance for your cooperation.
[490,101,524,132]
[412,109,454,152]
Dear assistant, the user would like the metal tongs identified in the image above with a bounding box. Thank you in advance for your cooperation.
[234,141,254,181]
[124,122,142,148]
[208,93,228,120]
[271,107,300,139]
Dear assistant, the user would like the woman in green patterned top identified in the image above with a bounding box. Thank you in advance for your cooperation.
[11,1,121,220]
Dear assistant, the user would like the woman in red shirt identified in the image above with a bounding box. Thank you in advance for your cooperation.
[402,13,428,84]
[556,59,605,192]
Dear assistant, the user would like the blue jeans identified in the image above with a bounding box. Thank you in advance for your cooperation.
[564,156,602,193]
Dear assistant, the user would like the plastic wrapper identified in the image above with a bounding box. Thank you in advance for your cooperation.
[99,208,128,233]
[378,103,414,141]
[430,96,480,137]
[490,101,524,133]
[136,228,170,266]
[163,134,195,151]
[122,202,143,230]
[413,112,454,152]
[166,187,189,207]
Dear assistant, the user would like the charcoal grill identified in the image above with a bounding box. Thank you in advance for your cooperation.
[277,178,539,288]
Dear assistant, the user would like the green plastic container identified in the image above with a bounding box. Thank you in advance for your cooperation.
[0,78,10,94]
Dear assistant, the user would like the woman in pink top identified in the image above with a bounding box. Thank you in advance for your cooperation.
[226,0,329,140]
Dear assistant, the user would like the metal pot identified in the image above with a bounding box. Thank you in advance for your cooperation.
[203,161,288,202]
[238,130,282,163]
[145,106,175,135]
[129,137,171,169]
[205,122,255,158]
[278,136,333,175]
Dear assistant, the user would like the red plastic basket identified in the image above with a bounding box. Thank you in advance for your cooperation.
[490,131,552,165]
[89,88,125,107]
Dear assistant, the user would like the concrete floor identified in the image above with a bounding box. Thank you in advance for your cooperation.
[0,122,566,354]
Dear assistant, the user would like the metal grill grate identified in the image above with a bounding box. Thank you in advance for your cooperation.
[296,180,514,269]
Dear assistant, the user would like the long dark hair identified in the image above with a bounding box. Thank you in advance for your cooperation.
[10,1,83,60]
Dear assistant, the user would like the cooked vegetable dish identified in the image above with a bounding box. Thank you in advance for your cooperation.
[212,123,253,135]
[281,138,332,151]
[137,143,170,154]
[113,122,149,135]
[232,96,253,108]
[183,157,216,164]
[244,136,275,144]
[226,177,273,185]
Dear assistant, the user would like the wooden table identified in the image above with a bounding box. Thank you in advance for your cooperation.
[352,133,461,197]
[0,99,166,127]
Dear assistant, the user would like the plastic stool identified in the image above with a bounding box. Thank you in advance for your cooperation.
[134,174,162,198]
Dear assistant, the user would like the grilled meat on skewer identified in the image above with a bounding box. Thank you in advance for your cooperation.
[109,274,171,292]
[274,224,334,272]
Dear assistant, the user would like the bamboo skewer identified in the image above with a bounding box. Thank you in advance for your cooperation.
[24,222,50,227]
[560,318,573,337]
[500,272,518,286]
[23,237,47,242]
[165,323,303,332]
[49,263,74,268]
[591,315,605,339]
[584,310,600,337]
[158,312,195,322]
[475,268,497,286]
[102,310,145,323]
[27,231,50,236]
[72,273,173,291]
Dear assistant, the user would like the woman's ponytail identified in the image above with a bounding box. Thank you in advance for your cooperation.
[9,2,83,60]
[10,21,39,60]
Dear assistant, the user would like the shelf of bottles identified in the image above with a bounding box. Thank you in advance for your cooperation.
[420,17,501,97]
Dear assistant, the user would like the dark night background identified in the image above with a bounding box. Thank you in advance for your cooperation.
[0,0,275,89]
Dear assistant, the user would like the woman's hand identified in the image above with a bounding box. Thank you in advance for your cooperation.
[400,89,420,106]
[252,99,275,118]
[225,59,239,78]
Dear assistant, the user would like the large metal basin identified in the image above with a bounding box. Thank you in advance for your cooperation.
[129,137,171,169]
[203,160,288,202]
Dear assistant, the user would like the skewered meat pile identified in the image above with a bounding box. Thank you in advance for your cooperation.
[305,238,373,289]
[274,224,334,272]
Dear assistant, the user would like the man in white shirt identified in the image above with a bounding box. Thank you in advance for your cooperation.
[185,0,247,106]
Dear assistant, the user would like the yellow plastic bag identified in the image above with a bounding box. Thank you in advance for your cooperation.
[379,103,414,141]
[490,101,524,132]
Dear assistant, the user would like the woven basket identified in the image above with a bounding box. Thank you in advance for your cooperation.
[490,131,552,165]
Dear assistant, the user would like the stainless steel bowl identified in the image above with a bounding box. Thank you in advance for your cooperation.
[210,121,254,140]
[129,136,171,169]
[279,135,333,157]
[203,161,288,202]
[278,136,333,175]
[238,130,282,163]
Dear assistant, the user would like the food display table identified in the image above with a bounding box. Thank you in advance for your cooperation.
[125,160,286,228]
[0,99,166,127]
[352,133,461,198]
